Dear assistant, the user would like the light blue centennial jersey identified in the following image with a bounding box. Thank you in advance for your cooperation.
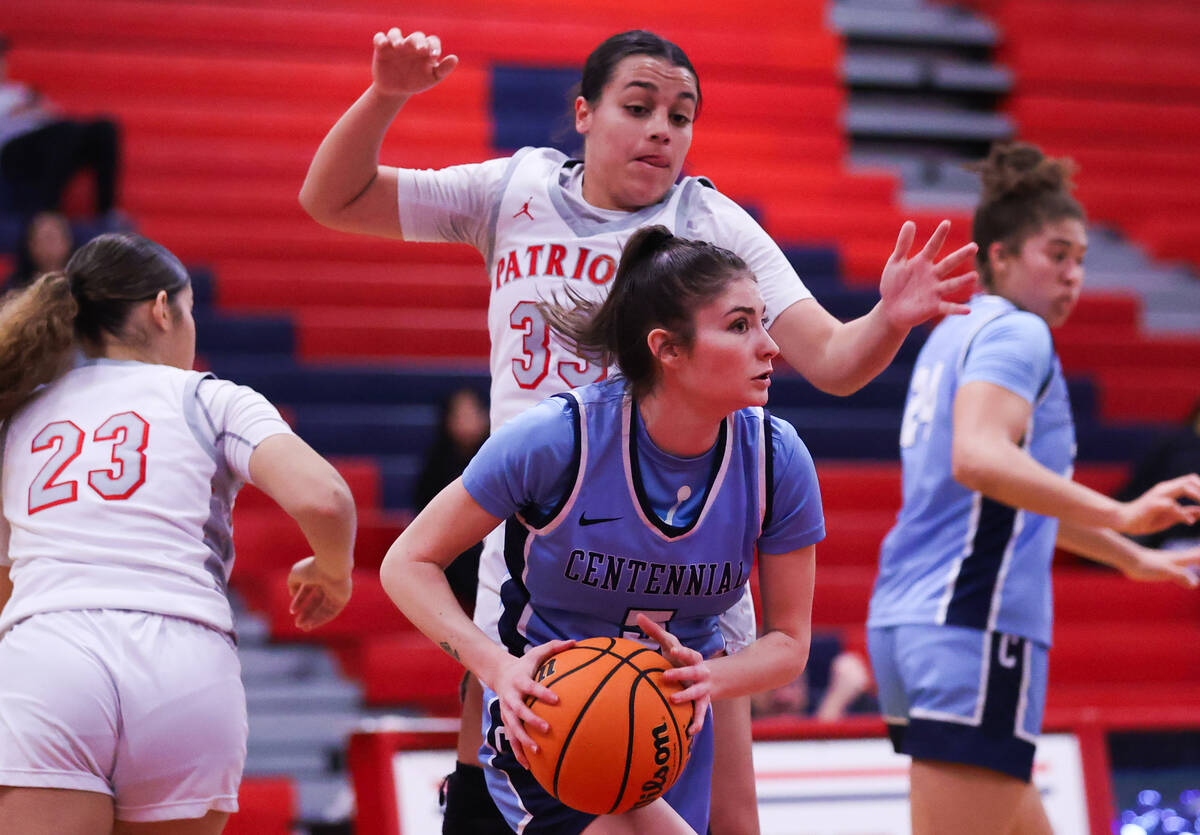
[492,379,783,659]
[868,295,1076,645]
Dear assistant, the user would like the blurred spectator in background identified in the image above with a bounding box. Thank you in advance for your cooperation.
[751,634,876,721]
[1119,397,1200,551]
[414,386,490,614]
[7,209,72,289]
[0,36,120,220]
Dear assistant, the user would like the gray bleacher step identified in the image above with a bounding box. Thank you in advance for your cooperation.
[830,2,998,47]
[846,104,1014,142]
[296,775,355,823]
[844,53,1011,95]
[1144,310,1200,334]
[233,609,271,646]
[247,710,363,750]
[244,750,332,778]
[245,679,363,712]
[237,645,342,682]
[931,60,1011,94]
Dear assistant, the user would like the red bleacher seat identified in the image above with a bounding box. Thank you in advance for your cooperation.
[223,777,295,835]
[352,632,466,714]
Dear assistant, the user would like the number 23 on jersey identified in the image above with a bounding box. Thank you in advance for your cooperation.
[28,412,149,514]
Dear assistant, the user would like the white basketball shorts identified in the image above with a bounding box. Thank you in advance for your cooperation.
[0,609,247,821]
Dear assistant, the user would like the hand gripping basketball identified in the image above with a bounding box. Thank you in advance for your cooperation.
[521,631,697,816]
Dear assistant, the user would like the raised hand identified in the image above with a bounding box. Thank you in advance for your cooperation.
[491,638,575,769]
[1116,473,1200,536]
[371,27,459,100]
[637,613,711,738]
[880,220,979,330]
[286,556,352,631]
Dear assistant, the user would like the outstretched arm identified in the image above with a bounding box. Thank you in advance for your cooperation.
[299,27,459,237]
[770,220,977,396]
[953,380,1200,534]
[1056,522,1200,588]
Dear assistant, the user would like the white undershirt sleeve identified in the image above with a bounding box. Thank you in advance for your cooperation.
[395,157,513,252]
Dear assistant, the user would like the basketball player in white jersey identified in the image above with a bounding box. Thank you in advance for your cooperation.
[300,27,977,834]
[0,233,357,835]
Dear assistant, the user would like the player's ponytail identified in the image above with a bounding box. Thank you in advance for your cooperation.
[0,271,79,421]
[969,142,1085,289]
[541,224,750,396]
[0,232,190,422]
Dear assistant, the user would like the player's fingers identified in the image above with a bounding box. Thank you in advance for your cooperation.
[1170,547,1200,566]
[1172,567,1200,589]
[887,221,916,266]
[933,240,977,275]
[669,683,710,705]
[386,27,403,47]
[661,662,706,683]
[433,54,459,81]
[373,31,388,49]
[918,219,952,260]
[638,617,681,655]
[688,697,710,737]
[289,584,314,614]
[427,35,442,57]
[529,639,574,668]
[937,301,972,317]
[525,680,559,706]
[406,31,427,54]
[502,704,541,755]
[939,270,978,296]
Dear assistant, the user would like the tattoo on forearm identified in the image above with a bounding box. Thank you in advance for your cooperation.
[439,641,461,662]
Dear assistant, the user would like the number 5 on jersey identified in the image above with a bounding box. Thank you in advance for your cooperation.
[29,412,149,514]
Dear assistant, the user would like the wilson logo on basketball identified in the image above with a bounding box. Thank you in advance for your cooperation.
[635,722,674,806]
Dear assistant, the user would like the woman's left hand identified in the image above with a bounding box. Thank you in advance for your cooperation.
[1125,544,1200,588]
[286,557,353,631]
[879,220,979,330]
[636,614,711,737]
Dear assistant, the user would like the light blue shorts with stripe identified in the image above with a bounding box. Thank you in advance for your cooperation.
[868,623,1048,781]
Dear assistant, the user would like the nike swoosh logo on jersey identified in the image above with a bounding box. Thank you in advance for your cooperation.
[579,512,622,526]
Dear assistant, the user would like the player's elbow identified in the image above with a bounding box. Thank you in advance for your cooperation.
[951,440,991,492]
[298,184,337,227]
[298,474,357,528]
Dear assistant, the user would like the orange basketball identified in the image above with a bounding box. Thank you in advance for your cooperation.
[522,636,694,816]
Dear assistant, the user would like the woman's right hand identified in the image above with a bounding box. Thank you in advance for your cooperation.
[371,27,459,100]
[489,639,575,769]
[1115,473,1200,535]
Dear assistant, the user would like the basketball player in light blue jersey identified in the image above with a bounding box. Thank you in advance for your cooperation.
[382,226,824,834]
[867,142,1200,835]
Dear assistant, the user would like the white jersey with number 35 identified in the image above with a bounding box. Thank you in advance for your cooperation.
[0,358,293,636]
[397,147,812,429]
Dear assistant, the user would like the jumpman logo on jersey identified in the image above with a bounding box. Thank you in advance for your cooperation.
[513,197,535,220]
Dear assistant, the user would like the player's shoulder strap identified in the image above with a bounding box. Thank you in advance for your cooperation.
[762,408,776,534]
[518,391,585,531]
